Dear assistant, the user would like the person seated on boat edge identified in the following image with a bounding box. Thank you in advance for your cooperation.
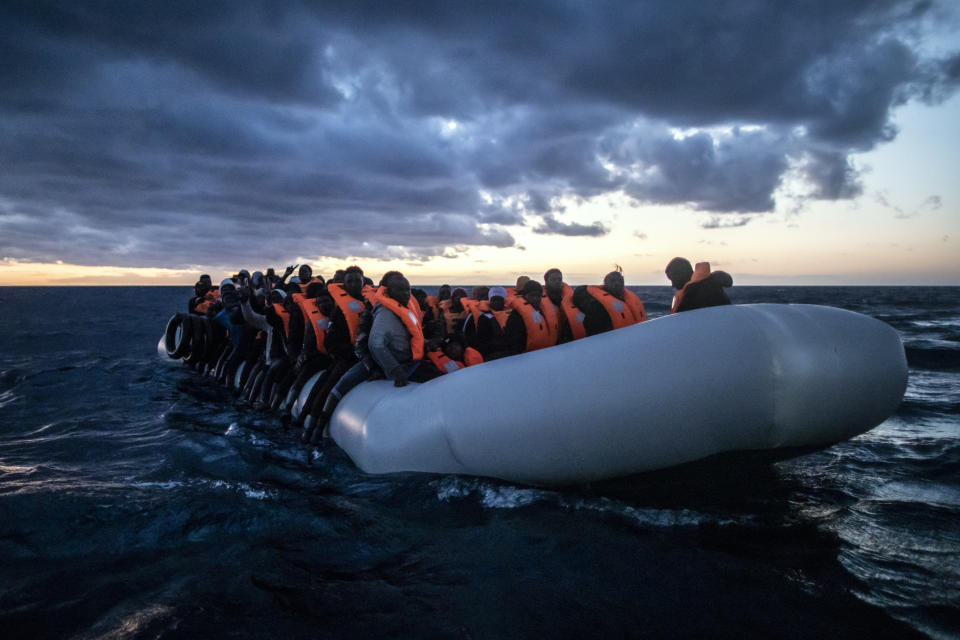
[439,287,470,338]
[269,282,329,412]
[420,334,483,380]
[579,267,646,337]
[252,288,298,409]
[215,279,259,387]
[274,281,331,415]
[300,265,372,443]
[188,280,217,316]
[198,274,220,300]
[308,271,424,444]
[504,280,558,355]
[236,284,289,405]
[665,257,733,313]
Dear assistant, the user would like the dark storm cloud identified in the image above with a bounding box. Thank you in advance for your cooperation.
[533,214,609,238]
[0,0,957,268]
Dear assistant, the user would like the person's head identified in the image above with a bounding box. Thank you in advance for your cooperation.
[251,271,264,290]
[343,265,364,299]
[194,281,207,297]
[363,276,374,287]
[268,289,286,305]
[220,279,238,306]
[384,271,411,307]
[298,264,312,283]
[473,286,489,301]
[572,285,590,310]
[603,266,625,299]
[665,257,693,290]
[316,290,335,315]
[238,269,251,287]
[523,280,543,309]
[451,288,467,312]
[284,282,301,296]
[305,281,326,299]
[488,286,507,311]
[544,268,563,294]
[331,269,345,283]
[265,268,276,279]
[411,288,427,308]
[438,284,451,301]
[199,274,213,287]
[515,275,530,293]
[442,335,465,361]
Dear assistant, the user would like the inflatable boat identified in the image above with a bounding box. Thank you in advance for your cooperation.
[160,304,907,486]
[328,304,907,485]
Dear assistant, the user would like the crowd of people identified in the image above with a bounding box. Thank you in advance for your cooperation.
[181,258,731,444]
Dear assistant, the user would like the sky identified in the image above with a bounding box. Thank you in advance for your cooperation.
[1,0,958,286]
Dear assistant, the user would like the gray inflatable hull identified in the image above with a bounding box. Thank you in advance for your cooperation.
[330,304,908,486]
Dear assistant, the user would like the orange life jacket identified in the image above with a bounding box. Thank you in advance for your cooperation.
[559,287,587,341]
[425,295,440,317]
[427,347,483,374]
[508,297,557,351]
[291,293,329,354]
[670,262,712,313]
[271,303,291,338]
[297,276,324,295]
[375,291,425,360]
[540,287,568,338]
[439,298,471,335]
[586,286,646,329]
[461,299,492,332]
[327,283,366,343]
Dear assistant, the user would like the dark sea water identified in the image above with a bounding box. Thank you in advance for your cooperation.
[1,285,957,639]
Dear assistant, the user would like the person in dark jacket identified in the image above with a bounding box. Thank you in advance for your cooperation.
[665,257,732,313]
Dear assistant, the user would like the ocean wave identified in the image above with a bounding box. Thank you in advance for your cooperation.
[432,476,752,529]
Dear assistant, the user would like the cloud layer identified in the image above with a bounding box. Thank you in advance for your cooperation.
[1,0,957,268]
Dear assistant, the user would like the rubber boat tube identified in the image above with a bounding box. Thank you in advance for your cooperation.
[330,304,908,486]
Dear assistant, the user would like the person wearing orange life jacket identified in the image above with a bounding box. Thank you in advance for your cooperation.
[543,268,581,343]
[461,287,489,348]
[197,274,220,300]
[504,280,558,355]
[412,288,443,341]
[301,265,374,443]
[665,257,733,313]
[189,281,214,316]
[423,334,483,379]
[438,287,471,338]
[296,264,324,295]
[509,275,530,303]
[581,268,646,336]
[275,281,332,415]
[463,286,512,360]
[309,271,423,442]
[253,288,303,408]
